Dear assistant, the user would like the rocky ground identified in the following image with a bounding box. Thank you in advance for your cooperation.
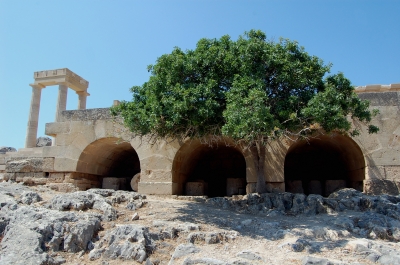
[1,182,400,265]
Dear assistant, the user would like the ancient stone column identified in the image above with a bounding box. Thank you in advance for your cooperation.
[55,83,68,122]
[76,91,88,110]
[25,84,45,148]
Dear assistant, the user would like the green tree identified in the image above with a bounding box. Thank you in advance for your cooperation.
[111,30,378,193]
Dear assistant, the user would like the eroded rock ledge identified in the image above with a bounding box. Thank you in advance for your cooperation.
[1,183,400,265]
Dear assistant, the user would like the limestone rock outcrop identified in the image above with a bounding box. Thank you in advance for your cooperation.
[48,188,146,221]
[0,194,101,264]
[1,182,400,264]
[205,188,400,223]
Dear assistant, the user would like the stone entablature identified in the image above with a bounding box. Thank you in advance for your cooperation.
[355,83,400,94]
[33,68,89,92]
[25,69,90,148]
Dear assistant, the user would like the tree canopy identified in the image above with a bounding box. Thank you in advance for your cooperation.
[111,30,378,193]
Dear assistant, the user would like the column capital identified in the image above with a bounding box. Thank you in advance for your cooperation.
[76,91,90,96]
[29,83,45,89]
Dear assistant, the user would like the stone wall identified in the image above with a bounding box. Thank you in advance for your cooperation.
[58,108,113,122]
[354,91,400,195]
[1,155,100,191]
[1,90,399,196]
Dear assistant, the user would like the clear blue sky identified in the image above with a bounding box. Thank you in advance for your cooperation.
[1,1,399,149]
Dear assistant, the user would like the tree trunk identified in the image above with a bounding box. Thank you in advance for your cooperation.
[251,141,267,194]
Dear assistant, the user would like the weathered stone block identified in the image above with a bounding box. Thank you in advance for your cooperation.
[138,182,178,195]
[28,177,47,185]
[358,91,399,106]
[366,166,386,180]
[185,182,207,196]
[4,157,54,173]
[140,169,172,182]
[266,182,285,193]
[364,179,399,195]
[285,180,304,194]
[325,180,347,197]
[49,172,65,183]
[0,165,5,171]
[61,108,112,122]
[70,133,92,151]
[42,158,54,172]
[15,172,33,180]
[102,177,125,190]
[19,176,33,184]
[3,173,15,181]
[226,178,246,196]
[75,179,101,186]
[33,172,47,178]
[131,137,180,161]
[45,122,70,136]
[6,158,42,173]
[140,155,173,171]
[308,180,322,195]
[385,166,400,181]
[54,158,78,172]
[369,149,400,166]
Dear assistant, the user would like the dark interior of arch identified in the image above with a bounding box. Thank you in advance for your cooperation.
[185,146,246,197]
[284,135,365,197]
[104,146,140,191]
[77,139,140,191]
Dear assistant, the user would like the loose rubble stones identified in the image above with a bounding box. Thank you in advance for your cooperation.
[0,147,16,154]
[36,136,52,147]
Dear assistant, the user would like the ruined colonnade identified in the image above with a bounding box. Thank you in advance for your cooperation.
[25,69,89,148]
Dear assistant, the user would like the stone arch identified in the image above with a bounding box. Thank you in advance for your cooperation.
[76,137,140,190]
[172,139,247,197]
[284,134,365,196]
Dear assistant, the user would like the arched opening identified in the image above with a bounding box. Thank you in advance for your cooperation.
[76,138,140,190]
[284,134,365,196]
[173,142,246,197]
